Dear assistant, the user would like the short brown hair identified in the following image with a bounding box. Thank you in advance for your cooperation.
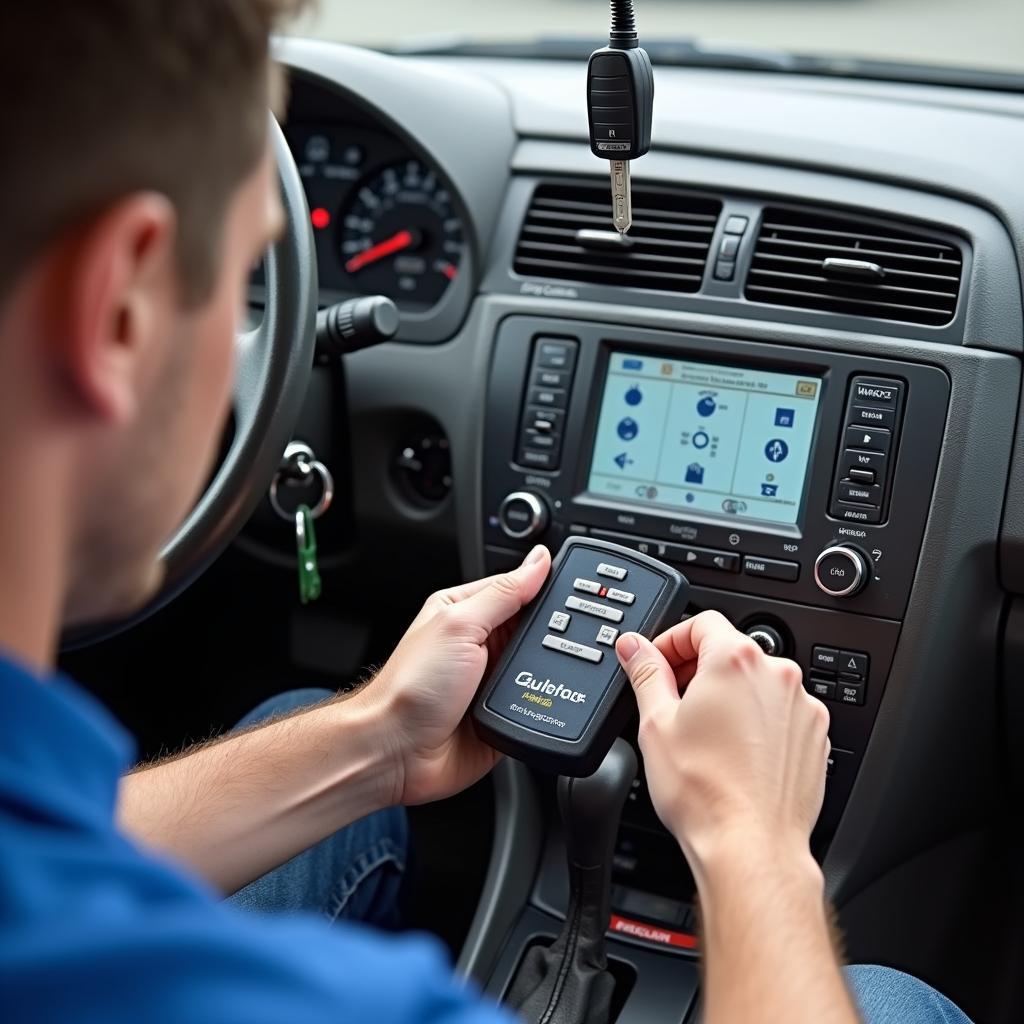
[0,1,304,305]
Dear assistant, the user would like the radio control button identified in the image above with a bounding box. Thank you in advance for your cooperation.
[517,447,557,470]
[534,368,571,389]
[852,378,900,406]
[850,405,896,430]
[814,545,868,598]
[548,611,571,633]
[837,481,882,507]
[565,596,625,623]
[498,491,549,540]
[742,556,800,582]
[832,501,882,524]
[524,432,558,451]
[848,468,876,484]
[597,563,628,580]
[527,407,565,432]
[840,447,888,478]
[573,578,603,595]
[542,634,603,664]
[596,624,619,646]
[811,646,841,672]
[844,425,891,453]
[665,544,739,573]
[529,386,568,409]
[536,340,578,370]
[605,588,635,605]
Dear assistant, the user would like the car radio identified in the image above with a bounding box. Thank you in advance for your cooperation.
[482,318,948,623]
[480,316,949,840]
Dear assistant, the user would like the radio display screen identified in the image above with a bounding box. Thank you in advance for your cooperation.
[586,352,823,526]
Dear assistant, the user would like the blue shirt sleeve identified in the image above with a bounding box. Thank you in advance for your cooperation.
[6,903,515,1024]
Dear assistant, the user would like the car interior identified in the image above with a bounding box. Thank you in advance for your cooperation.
[62,3,1024,1022]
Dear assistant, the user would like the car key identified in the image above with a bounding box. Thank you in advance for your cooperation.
[473,537,688,776]
[295,504,322,604]
[587,1,654,234]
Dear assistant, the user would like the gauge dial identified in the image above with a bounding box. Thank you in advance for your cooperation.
[340,159,464,309]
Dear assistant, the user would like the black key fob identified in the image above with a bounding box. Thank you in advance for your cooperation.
[472,537,688,776]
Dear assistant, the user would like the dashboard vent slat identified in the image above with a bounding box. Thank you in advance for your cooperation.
[515,181,722,293]
[746,207,963,327]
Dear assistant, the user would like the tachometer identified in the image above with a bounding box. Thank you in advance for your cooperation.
[340,159,464,309]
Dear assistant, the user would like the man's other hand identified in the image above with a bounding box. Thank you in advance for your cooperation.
[355,545,551,808]
[615,610,830,885]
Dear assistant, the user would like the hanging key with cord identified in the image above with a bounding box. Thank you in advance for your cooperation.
[587,1,655,235]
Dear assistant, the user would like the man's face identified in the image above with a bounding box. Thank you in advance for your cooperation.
[64,142,284,626]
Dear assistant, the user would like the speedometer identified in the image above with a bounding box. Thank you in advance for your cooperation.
[340,159,464,309]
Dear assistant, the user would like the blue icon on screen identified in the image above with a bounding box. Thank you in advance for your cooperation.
[775,408,795,428]
[764,439,789,463]
[617,417,639,441]
[685,463,705,485]
[625,386,643,406]
[697,396,717,418]
[614,452,634,470]
[761,483,779,497]
[692,430,710,450]
[623,358,644,371]
[686,493,695,503]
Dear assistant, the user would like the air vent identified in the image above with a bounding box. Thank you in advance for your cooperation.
[746,207,963,327]
[515,181,721,293]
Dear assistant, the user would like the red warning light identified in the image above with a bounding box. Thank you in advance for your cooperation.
[310,207,331,230]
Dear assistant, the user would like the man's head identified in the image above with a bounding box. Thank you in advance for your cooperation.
[0,2,300,636]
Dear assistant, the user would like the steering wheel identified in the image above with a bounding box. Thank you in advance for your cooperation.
[64,118,317,648]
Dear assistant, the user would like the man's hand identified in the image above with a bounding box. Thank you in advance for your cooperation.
[615,610,830,880]
[353,545,551,808]
[615,611,858,1024]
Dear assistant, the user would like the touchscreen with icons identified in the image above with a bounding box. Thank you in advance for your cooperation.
[587,352,824,526]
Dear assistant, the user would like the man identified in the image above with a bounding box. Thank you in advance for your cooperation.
[0,3,972,1022]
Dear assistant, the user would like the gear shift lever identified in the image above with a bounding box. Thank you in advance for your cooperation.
[507,740,638,1024]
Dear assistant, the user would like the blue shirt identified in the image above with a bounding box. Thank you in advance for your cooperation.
[0,655,509,1023]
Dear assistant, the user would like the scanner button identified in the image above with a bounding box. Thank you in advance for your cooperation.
[605,588,635,605]
[573,578,603,595]
[542,634,604,664]
[548,611,571,633]
[565,596,625,623]
[596,624,619,646]
[596,563,628,581]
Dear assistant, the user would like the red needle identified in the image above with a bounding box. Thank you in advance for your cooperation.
[345,229,415,274]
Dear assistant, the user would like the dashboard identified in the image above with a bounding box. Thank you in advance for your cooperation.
[263,38,1024,1021]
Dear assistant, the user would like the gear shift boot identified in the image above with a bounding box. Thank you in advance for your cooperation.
[506,740,638,1024]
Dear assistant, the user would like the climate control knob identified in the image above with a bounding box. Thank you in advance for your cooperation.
[498,491,549,541]
[814,545,869,598]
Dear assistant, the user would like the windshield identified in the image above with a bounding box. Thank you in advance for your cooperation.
[295,1,1024,82]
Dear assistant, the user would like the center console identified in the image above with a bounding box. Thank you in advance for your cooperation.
[478,316,949,982]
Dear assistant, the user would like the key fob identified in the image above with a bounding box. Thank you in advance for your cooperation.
[473,537,688,776]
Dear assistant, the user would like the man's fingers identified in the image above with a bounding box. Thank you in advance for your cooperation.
[616,633,680,718]
[450,544,551,636]
[653,609,736,668]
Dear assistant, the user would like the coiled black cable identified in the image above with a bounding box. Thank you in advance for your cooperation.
[609,0,639,48]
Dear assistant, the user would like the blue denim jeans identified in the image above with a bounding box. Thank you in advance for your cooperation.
[226,689,408,928]
[845,965,973,1023]
[225,693,972,1023]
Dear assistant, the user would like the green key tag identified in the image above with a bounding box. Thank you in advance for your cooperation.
[295,504,322,604]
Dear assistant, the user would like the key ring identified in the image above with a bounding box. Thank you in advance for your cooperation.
[270,441,335,522]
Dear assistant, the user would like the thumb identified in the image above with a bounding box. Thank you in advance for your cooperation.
[616,633,679,719]
[453,544,551,636]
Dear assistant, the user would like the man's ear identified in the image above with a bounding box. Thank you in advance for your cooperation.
[57,193,178,425]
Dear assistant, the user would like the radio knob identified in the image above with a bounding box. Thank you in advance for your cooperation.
[745,624,785,657]
[498,491,549,541]
[814,545,869,598]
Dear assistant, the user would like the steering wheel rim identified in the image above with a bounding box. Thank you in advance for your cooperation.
[63,117,317,648]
